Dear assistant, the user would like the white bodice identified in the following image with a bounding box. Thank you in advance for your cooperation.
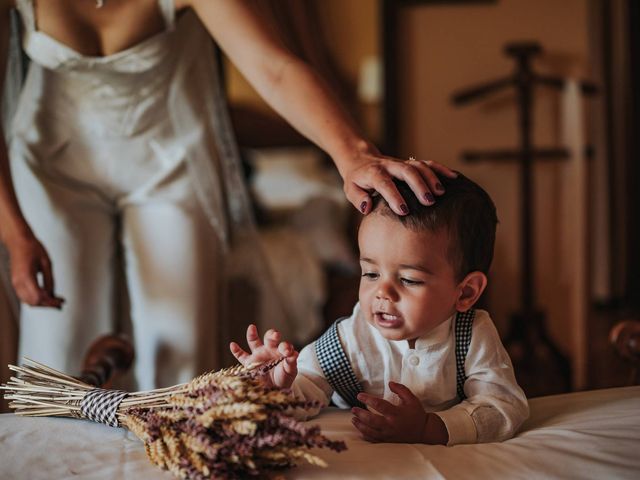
[14,0,180,138]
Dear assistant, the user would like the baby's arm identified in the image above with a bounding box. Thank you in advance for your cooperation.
[288,342,335,419]
[352,382,448,444]
[434,312,529,445]
[229,324,298,388]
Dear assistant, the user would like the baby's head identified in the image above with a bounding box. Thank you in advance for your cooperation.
[358,174,497,346]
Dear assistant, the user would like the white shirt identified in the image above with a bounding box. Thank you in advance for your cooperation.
[292,303,529,445]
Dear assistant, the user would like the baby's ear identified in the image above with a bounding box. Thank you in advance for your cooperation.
[455,271,487,312]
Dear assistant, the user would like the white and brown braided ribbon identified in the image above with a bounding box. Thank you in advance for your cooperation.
[80,389,128,427]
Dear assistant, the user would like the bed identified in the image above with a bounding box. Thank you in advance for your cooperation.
[0,386,638,479]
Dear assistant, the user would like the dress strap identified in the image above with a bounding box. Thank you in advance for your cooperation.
[454,309,476,400]
[315,317,365,408]
[157,0,176,30]
[14,0,36,32]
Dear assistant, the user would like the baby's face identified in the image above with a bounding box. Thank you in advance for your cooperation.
[358,213,461,346]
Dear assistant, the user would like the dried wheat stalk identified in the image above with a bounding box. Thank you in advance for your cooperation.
[2,358,346,479]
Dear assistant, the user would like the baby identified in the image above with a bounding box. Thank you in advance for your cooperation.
[230,174,529,445]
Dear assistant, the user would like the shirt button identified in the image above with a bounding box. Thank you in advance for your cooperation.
[409,356,420,366]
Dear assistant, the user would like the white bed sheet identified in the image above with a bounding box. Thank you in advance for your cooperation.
[0,386,638,479]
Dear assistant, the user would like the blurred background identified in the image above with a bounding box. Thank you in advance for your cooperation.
[222,0,639,397]
[1,0,638,411]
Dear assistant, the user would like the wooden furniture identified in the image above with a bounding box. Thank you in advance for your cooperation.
[610,319,640,385]
[78,335,134,388]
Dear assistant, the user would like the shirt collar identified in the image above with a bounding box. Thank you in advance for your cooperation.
[412,314,454,350]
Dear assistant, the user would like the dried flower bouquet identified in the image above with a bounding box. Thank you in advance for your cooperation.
[2,358,346,479]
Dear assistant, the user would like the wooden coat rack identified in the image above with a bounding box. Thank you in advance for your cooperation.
[451,41,597,395]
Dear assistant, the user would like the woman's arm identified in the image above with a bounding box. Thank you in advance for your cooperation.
[186,0,456,215]
[0,1,63,308]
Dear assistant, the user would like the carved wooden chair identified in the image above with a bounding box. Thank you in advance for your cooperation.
[609,320,640,385]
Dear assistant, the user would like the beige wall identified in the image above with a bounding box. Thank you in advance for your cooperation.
[225,0,381,139]
[397,0,592,386]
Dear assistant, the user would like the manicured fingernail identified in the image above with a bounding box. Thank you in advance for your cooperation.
[435,183,444,192]
[360,201,367,213]
[400,204,408,214]
[425,192,435,204]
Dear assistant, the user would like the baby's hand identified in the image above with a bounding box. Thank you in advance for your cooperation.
[229,324,298,389]
[351,381,448,444]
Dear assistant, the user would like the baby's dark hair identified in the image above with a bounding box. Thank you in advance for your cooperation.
[371,174,498,281]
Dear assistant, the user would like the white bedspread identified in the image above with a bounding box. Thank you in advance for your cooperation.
[0,386,638,479]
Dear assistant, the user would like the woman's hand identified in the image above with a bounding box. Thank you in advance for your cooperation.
[6,233,65,308]
[341,145,459,215]
[229,324,299,389]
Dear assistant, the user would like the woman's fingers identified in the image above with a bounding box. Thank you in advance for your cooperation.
[37,255,64,308]
[345,167,407,215]
[405,158,445,197]
[9,237,64,308]
[40,255,54,297]
[344,157,457,216]
[343,182,373,215]
[13,272,41,306]
[424,159,458,178]
[385,160,435,206]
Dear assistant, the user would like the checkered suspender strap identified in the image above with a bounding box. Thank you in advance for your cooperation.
[316,310,475,407]
[315,317,364,408]
[455,309,476,401]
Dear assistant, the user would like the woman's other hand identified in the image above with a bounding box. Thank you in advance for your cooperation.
[7,233,65,308]
[229,324,299,389]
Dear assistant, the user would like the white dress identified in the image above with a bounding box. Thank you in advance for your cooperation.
[8,0,289,389]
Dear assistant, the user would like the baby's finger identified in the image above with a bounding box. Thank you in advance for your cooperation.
[356,393,395,417]
[277,341,294,356]
[283,351,298,375]
[388,381,420,406]
[352,417,383,442]
[229,342,251,363]
[264,329,280,349]
[351,407,386,430]
[246,324,263,351]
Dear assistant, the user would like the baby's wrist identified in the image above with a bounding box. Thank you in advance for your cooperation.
[422,413,449,445]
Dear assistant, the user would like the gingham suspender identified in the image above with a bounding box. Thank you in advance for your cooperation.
[454,309,475,400]
[315,310,476,407]
[315,317,365,408]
